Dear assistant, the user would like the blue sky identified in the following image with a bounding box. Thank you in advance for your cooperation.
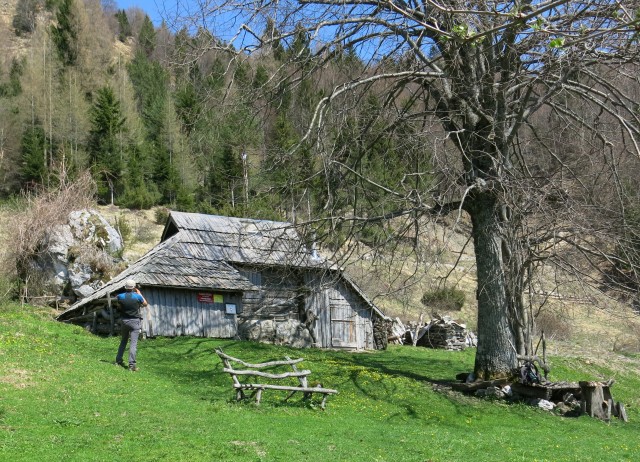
[116,0,167,25]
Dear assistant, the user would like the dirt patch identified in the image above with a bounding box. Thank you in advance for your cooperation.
[0,368,32,389]
[230,440,267,458]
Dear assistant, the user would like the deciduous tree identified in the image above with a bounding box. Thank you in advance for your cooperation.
[175,0,640,379]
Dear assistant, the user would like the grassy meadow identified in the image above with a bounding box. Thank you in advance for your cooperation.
[1,304,639,462]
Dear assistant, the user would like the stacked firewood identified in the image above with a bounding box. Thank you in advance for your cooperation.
[400,315,474,350]
[387,317,407,345]
[70,305,121,335]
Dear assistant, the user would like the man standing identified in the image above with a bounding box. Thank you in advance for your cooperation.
[115,279,147,371]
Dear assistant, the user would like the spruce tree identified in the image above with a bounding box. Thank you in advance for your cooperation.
[87,86,126,203]
[50,0,79,67]
[115,9,132,42]
[20,124,48,186]
[138,15,156,57]
[120,144,160,209]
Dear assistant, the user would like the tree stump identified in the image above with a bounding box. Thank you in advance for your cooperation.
[579,381,611,421]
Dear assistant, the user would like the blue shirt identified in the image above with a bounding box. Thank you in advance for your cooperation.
[116,292,145,319]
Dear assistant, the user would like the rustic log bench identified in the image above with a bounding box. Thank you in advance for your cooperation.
[215,348,338,409]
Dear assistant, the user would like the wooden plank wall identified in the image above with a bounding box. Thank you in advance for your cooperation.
[305,274,375,350]
[304,275,331,348]
[238,266,304,320]
[142,287,240,338]
[328,281,374,350]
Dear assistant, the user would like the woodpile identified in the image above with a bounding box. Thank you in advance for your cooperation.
[71,301,121,336]
[399,315,475,350]
[387,318,407,345]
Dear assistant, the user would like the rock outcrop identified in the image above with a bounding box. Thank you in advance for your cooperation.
[31,209,124,301]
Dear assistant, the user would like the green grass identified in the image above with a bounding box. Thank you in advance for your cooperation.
[1,304,639,462]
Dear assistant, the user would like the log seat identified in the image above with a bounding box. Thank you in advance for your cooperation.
[215,348,338,409]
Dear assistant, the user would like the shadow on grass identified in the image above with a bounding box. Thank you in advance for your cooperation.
[338,350,470,385]
[133,337,505,422]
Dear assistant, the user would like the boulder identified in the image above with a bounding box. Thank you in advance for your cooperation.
[30,209,123,301]
[68,210,123,254]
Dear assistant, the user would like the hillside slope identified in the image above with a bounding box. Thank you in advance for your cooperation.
[1,304,639,461]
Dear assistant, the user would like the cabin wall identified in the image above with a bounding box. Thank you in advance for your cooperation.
[142,287,241,338]
[235,266,312,346]
[237,266,304,320]
[132,269,376,350]
[306,275,375,350]
[327,281,374,350]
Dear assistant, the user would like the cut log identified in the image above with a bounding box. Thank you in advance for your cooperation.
[451,378,509,392]
[579,381,612,421]
[412,313,424,347]
[511,383,553,400]
[616,402,628,422]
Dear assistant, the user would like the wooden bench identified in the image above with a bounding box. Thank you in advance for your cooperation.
[215,348,338,409]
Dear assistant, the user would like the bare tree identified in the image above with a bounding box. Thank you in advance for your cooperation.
[172,1,640,379]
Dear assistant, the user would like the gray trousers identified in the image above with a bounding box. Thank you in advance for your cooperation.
[116,318,141,367]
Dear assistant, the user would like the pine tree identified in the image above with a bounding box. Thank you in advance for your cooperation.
[120,144,160,209]
[263,111,313,220]
[0,58,24,98]
[174,80,200,135]
[20,123,48,186]
[128,52,181,204]
[115,9,132,42]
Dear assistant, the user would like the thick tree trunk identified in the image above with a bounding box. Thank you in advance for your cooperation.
[468,192,519,380]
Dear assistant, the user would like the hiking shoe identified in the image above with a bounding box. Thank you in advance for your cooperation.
[129,366,139,372]
[115,361,126,368]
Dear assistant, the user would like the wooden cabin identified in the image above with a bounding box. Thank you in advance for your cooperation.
[57,212,388,350]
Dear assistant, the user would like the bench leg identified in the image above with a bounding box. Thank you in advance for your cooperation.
[255,389,263,405]
[236,389,245,401]
[320,394,328,410]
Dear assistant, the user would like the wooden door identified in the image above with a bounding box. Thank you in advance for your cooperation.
[329,288,358,348]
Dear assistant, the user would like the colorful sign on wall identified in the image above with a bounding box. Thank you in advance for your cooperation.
[198,293,224,303]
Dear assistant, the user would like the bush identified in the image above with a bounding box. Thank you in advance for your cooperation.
[74,245,119,278]
[0,273,18,303]
[114,214,132,246]
[12,0,43,36]
[534,309,572,341]
[421,286,466,312]
[119,184,161,210]
[7,172,95,285]
[154,207,170,225]
[134,221,157,244]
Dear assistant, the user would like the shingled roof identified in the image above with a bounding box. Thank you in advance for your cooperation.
[161,212,331,269]
[57,230,260,320]
[57,212,335,321]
